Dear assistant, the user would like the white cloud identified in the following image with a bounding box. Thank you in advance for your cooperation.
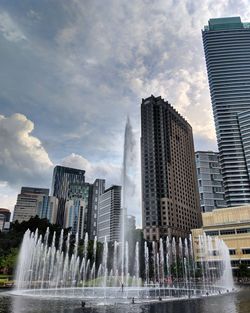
[61,153,121,186]
[0,11,27,42]
[0,113,53,186]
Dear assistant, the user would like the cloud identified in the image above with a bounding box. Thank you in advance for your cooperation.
[61,153,121,186]
[0,11,27,42]
[3,0,250,159]
[0,113,53,186]
[1,0,250,223]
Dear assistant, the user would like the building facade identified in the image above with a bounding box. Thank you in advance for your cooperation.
[192,206,250,271]
[202,17,250,207]
[37,195,58,224]
[13,187,50,223]
[51,166,86,225]
[141,95,202,241]
[0,208,11,232]
[195,151,226,212]
[64,198,86,238]
[97,185,122,243]
[63,182,91,238]
[88,179,105,239]
[0,208,11,222]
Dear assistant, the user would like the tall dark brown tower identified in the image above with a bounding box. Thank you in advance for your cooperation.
[141,95,201,241]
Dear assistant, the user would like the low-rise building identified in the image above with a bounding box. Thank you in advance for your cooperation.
[192,206,250,271]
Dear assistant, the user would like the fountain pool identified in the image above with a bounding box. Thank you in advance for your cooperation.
[11,228,235,303]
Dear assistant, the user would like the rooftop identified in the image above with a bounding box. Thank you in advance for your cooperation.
[204,16,250,31]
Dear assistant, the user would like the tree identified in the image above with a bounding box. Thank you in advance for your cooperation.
[238,263,249,278]
[0,248,18,275]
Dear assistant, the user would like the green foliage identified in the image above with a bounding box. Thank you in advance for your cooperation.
[238,263,250,278]
[0,216,63,275]
[0,248,18,275]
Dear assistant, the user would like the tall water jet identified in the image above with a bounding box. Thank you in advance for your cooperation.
[121,116,137,284]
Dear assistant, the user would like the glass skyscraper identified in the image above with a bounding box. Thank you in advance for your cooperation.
[202,17,250,206]
[51,166,86,225]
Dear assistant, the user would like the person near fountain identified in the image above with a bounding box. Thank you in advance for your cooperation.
[121,283,124,292]
[132,297,135,304]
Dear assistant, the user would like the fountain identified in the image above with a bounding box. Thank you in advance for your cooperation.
[12,118,235,304]
[12,228,234,302]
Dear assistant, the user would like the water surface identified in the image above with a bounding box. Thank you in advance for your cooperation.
[0,288,250,313]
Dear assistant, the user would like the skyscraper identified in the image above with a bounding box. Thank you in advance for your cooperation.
[202,17,250,206]
[64,198,87,238]
[141,95,201,241]
[88,179,105,240]
[13,187,49,222]
[97,185,122,243]
[51,166,86,225]
[37,195,58,224]
[195,151,226,212]
[63,182,90,238]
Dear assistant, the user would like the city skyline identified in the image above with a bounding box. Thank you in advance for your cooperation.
[1,1,250,225]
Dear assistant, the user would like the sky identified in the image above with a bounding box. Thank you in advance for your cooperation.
[0,0,250,226]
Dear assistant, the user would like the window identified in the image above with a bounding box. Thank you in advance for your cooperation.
[236,228,250,234]
[229,249,236,255]
[205,230,219,236]
[220,229,235,235]
[242,248,250,255]
[231,260,239,267]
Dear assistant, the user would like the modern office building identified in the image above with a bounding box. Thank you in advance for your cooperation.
[51,166,86,225]
[192,205,250,271]
[202,17,250,207]
[195,151,226,212]
[88,179,106,239]
[64,198,87,238]
[13,187,49,222]
[97,185,122,243]
[141,95,202,241]
[37,195,58,224]
[63,182,91,238]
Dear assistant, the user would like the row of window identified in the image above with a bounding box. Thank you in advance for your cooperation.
[205,227,250,236]
[229,249,250,255]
